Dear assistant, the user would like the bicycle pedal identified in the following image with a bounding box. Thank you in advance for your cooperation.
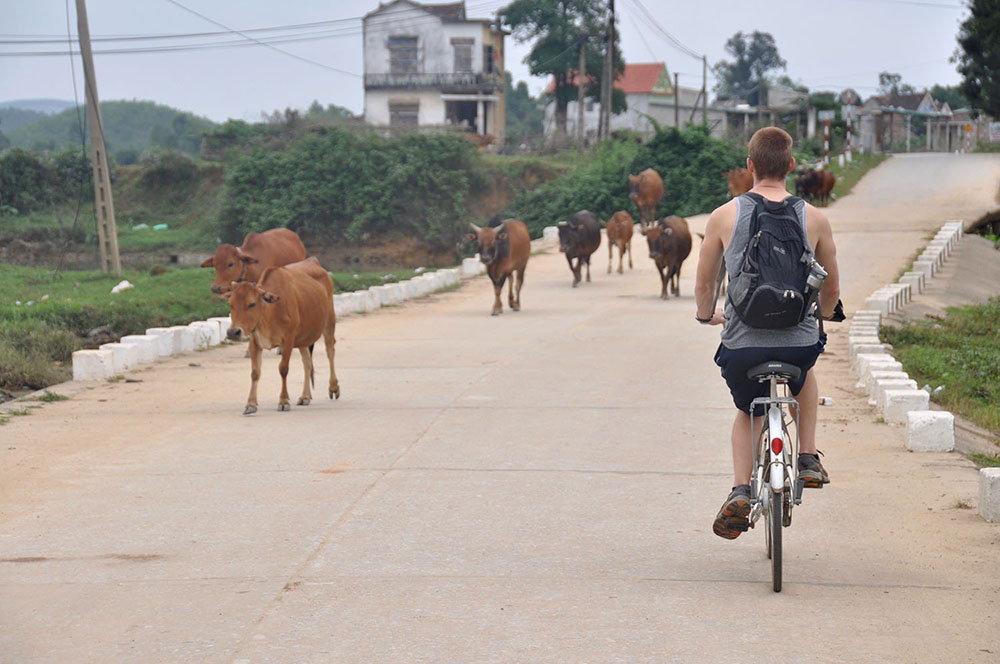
[801,478,825,489]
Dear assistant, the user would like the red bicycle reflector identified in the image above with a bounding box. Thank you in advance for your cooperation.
[771,437,783,455]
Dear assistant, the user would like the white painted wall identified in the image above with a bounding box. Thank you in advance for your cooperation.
[365,89,446,126]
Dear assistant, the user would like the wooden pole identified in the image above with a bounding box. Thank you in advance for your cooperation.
[76,0,121,276]
[577,33,586,149]
[673,72,679,127]
[702,55,707,126]
[600,0,614,139]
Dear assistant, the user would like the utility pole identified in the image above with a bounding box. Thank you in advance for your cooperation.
[577,32,586,149]
[702,55,707,126]
[76,0,121,276]
[673,72,679,127]
[599,0,614,139]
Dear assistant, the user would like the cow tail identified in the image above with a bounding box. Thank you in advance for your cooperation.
[309,343,316,388]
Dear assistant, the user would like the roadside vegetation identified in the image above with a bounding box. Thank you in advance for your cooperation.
[881,297,1000,437]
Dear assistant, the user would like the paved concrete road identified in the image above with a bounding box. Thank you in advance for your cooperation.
[2,154,1000,663]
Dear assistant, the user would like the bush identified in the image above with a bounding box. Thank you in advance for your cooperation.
[138,146,198,190]
[0,319,78,390]
[505,125,745,236]
[219,128,486,248]
[48,145,93,201]
[0,147,51,212]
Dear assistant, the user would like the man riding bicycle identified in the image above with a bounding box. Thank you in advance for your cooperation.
[694,127,841,540]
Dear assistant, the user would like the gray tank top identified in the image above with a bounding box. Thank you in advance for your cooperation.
[720,194,820,350]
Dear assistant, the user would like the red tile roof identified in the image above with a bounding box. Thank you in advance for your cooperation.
[545,62,669,96]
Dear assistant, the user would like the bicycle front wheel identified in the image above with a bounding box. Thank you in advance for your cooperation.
[770,491,783,592]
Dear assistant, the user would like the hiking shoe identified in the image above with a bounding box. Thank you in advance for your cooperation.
[798,452,830,488]
[713,485,751,540]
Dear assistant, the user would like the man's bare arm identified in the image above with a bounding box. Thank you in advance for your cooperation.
[694,205,730,325]
[809,206,840,319]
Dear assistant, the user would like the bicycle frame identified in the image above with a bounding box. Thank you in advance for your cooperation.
[748,376,802,525]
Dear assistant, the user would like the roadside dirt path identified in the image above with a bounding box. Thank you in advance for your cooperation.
[2,153,1000,663]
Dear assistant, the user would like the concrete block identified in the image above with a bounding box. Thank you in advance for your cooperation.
[849,336,883,356]
[902,271,926,291]
[979,468,1000,523]
[188,322,219,349]
[99,342,139,373]
[928,239,950,258]
[906,411,954,452]
[145,327,175,356]
[854,343,889,358]
[876,378,919,410]
[119,335,158,364]
[850,327,879,339]
[373,285,393,307]
[853,352,897,376]
[333,294,346,317]
[207,317,231,341]
[864,370,910,394]
[461,257,482,278]
[912,260,936,278]
[72,349,115,381]
[864,296,891,316]
[169,325,195,353]
[899,275,923,294]
[543,226,559,243]
[853,309,882,319]
[882,389,930,425]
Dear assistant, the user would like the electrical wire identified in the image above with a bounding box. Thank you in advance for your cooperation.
[626,0,704,61]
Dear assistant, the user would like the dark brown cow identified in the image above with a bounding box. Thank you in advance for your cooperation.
[605,210,634,274]
[724,168,753,197]
[628,168,664,227]
[202,228,307,294]
[224,257,339,415]
[795,168,836,206]
[466,220,530,316]
[641,215,692,299]
[557,210,601,287]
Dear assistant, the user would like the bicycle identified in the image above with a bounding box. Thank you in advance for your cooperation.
[746,360,806,593]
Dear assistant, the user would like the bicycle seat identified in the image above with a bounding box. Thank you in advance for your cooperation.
[747,361,802,382]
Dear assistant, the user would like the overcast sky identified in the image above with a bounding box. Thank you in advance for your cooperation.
[0,0,970,122]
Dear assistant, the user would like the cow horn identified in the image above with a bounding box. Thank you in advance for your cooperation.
[469,223,482,232]
[557,221,568,228]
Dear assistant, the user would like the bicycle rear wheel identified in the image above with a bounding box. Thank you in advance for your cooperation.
[770,490,783,592]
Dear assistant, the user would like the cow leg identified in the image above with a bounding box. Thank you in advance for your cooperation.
[512,267,524,311]
[277,343,294,411]
[507,272,517,310]
[491,275,506,316]
[658,265,669,299]
[627,239,633,270]
[672,264,682,296]
[566,254,579,287]
[325,312,340,400]
[617,242,624,274]
[585,256,591,282]
[607,240,613,274]
[297,345,314,406]
[244,336,262,415]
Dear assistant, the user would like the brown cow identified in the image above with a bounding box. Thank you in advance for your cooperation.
[201,228,306,294]
[794,168,836,206]
[557,210,602,287]
[466,220,530,316]
[628,168,664,227]
[224,257,339,415]
[724,168,753,197]
[605,210,634,274]
[641,215,692,299]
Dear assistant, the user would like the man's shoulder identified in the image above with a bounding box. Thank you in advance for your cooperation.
[709,197,739,219]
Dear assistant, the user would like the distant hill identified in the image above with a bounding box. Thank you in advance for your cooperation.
[0,107,47,134]
[7,100,216,162]
[0,98,76,115]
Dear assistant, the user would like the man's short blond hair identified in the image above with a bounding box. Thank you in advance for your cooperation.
[748,127,793,180]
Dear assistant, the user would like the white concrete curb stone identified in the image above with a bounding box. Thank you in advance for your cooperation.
[543,226,559,243]
[169,326,196,353]
[188,322,219,349]
[98,342,139,374]
[72,349,114,381]
[145,327,175,356]
[863,370,911,394]
[119,335,158,364]
[979,468,1000,523]
[875,378,919,410]
[905,411,954,452]
[882,389,930,425]
[207,317,231,341]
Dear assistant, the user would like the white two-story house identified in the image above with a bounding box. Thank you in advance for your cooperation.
[363,0,506,140]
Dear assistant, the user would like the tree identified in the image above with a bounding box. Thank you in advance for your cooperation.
[955,0,1000,117]
[931,84,970,110]
[712,31,786,105]
[504,72,545,147]
[499,0,625,141]
[877,72,915,96]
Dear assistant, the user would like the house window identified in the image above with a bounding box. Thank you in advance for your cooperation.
[389,101,419,126]
[483,45,495,74]
[452,38,474,73]
[388,36,418,74]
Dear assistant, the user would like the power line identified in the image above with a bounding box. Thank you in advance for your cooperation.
[626,0,703,61]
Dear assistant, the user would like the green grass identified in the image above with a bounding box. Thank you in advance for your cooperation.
[35,390,69,402]
[881,297,1000,435]
[971,453,1000,467]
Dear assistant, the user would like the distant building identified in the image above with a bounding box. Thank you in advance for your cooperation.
[543,62,718,140]
[363,0,506,140]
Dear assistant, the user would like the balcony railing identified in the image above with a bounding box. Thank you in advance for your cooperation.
[365,72,502,93]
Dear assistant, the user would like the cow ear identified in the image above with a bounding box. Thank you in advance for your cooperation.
[465,233,477,243]
[262,291,280,303]
[496,228,508,240]
[665,228,674,235]
[639,226,647,236]
[200,256,215,268]
[236,248,259,264]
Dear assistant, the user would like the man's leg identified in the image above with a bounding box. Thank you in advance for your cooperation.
[793,371,829,486]
[731,410,754,487]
